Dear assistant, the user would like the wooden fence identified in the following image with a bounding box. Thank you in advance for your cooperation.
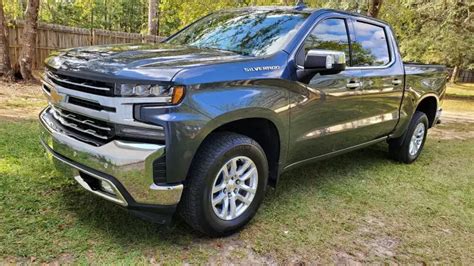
[8,21,165,70]
[458,69,474,83]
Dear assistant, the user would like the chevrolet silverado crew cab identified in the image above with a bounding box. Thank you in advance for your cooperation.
[39,6,447,236]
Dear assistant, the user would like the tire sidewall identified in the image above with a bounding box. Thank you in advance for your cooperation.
[404,112,429,162]
[200,143,268,234]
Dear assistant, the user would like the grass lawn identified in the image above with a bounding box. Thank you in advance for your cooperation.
[446,83,474,99]
[443,99,474,113]
[1,119,473,264]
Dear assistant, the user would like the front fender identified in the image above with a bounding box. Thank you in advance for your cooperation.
[147,81,292,183]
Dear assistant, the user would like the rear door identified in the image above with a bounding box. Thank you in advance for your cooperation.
[345,18,405,142]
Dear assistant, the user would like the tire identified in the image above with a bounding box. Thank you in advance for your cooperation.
[389,111,429,164]
[178,132,268,237]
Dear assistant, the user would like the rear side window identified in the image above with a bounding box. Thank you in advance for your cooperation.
[302,18,350,65]
[352,21,390,66]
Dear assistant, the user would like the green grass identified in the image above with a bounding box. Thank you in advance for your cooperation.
[446,83,474,99]
[443,99,474,113]
[1,120,473,264]
[1,98,45,109]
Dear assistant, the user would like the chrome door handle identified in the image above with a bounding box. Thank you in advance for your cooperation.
[392,79,402,86]
[346,82,362,89]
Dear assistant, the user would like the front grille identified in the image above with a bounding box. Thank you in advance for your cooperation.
[46,70,115,96]
[68,97,116,112]
[50,106,115,146]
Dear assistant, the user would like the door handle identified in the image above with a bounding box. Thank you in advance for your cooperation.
[392,79,402,86]
[346,82,362,89]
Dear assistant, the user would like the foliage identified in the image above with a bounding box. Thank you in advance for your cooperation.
[38,0,149,33]
[2,0,24,21]
[1,0,472,67]
[382,0,473,69]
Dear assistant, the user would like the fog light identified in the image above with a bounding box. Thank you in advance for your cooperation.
[100,180,116,195]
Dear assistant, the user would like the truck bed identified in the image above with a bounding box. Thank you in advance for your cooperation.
[404,63,447,97]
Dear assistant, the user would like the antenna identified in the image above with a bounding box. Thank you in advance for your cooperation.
[295,0,306,10]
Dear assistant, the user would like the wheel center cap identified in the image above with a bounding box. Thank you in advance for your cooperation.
[227,179,236,191]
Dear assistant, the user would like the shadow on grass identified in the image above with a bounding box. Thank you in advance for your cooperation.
[57,142,391,248]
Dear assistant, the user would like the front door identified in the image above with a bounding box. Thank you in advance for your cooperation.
[288,17,368,164]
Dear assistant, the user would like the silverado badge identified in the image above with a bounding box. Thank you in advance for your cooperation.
[244,66,281,72]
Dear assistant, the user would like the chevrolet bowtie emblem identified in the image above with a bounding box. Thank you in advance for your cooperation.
[50,87,64,104]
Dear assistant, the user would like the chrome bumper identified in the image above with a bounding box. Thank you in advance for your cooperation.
[39,107,183,206]
[435,108,443,125]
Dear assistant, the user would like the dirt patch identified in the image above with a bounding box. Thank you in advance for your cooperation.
[361,218,400,260]
[203,234,278,265]
[429,127,474,140]
[441,111,474,123]
[368,237,399,258]
[0,81,42,97]
[333,252,363,265]
[0,81,45,120]
[429,111,474,140]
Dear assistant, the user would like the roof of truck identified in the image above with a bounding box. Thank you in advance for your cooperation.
[221,6,390,26]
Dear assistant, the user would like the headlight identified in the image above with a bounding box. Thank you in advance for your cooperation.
[115,84,185,104]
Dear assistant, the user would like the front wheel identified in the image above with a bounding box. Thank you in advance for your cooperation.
[389,111,429,164]
[178,132,268,236]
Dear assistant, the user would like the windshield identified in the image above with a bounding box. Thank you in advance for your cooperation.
[167,10,309,56]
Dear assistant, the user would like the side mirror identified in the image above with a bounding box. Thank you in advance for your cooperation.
[304,50,346,74]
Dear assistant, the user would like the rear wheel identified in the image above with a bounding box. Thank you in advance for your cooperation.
[389,111,429,164]
[178,132,268,236]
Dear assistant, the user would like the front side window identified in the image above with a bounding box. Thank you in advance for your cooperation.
[167,10,309,57]
[352,21,390,66]
[301,18,351,65]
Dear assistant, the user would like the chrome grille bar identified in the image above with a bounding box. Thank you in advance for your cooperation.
[53,107,111,131]
[50,107,110,140]
[46,71,111,92]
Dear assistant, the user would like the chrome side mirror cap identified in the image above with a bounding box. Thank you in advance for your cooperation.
[304,50,346,73]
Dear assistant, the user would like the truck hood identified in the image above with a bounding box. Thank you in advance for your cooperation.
[46,43,249,81]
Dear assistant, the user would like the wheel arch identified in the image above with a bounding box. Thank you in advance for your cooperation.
[189,109,287,187]
[415,94,439,128]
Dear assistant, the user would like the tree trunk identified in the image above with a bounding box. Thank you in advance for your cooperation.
[367,0,383,18]
[0,0,14,81]
[18,0,40,81]
[450,65,459,83]
[148,0,158,35]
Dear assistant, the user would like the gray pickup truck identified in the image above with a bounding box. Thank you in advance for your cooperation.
[39,6,447,236]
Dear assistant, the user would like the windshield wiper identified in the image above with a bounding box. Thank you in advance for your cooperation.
[192,45,252,56]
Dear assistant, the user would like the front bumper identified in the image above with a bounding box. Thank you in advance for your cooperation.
[39,106,183,219]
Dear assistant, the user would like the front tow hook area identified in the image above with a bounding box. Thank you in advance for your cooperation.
[73,172,128,207]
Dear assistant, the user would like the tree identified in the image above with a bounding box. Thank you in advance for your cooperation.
[148,0,158,35]
[381,0,473,83]
[0,0,14,81]
[367,0,383,18]
[18,0,39,81]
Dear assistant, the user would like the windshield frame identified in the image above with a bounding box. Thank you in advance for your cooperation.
[164,8,311,57]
